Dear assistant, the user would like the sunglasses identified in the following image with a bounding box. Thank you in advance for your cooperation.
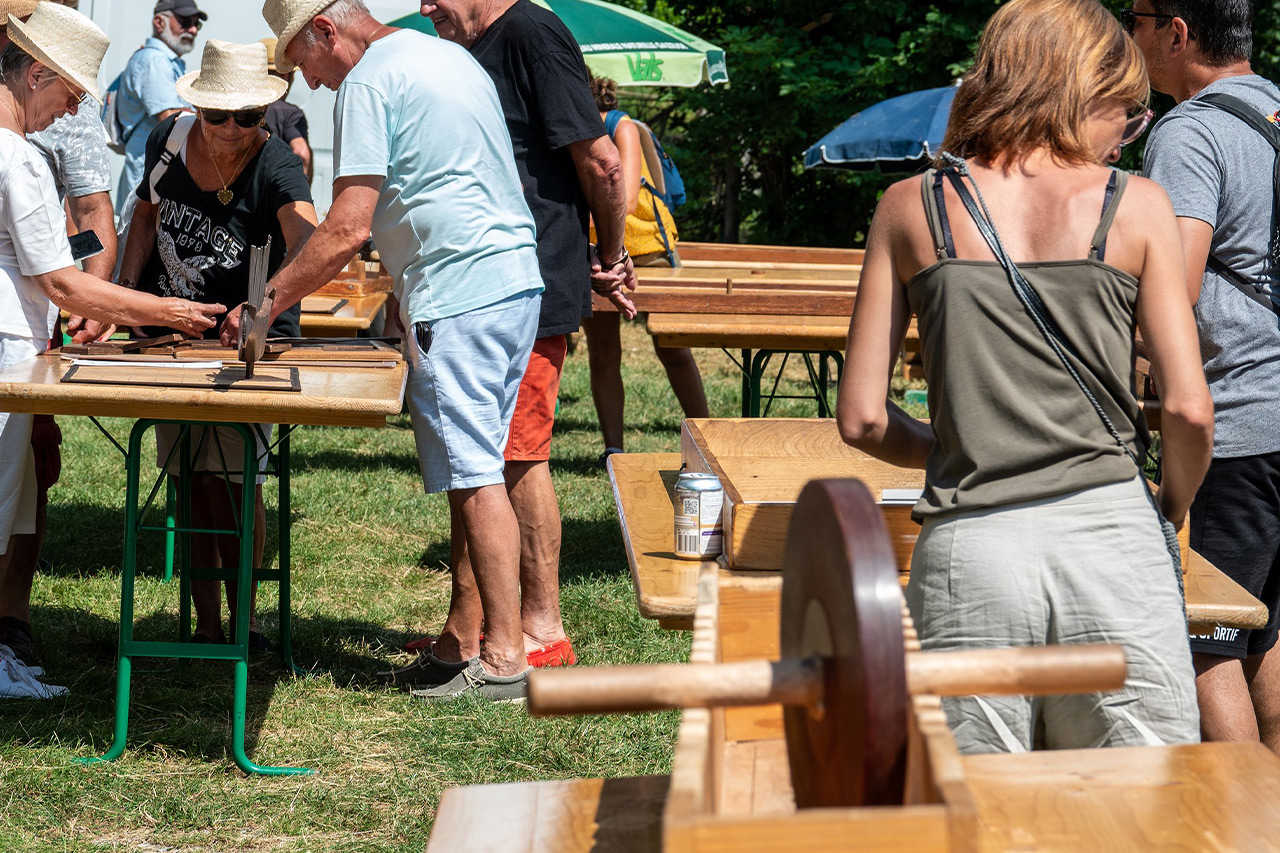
[1121,104,1154,146]
[1119,9,1174,34]
[201,108,265,128]
[165,12,203,31]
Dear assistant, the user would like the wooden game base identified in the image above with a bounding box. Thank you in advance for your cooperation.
[61,362,301,392]
[300,296,349,315]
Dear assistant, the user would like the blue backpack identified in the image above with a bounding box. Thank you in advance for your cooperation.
[605,109,686,209]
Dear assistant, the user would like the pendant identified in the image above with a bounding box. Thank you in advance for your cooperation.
[217,188,233,205]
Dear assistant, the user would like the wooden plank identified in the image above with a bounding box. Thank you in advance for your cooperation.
[300,296,348,315]
[666,564,722,826]
[964,742,1280,850]
[677,241,864,266]
[426,775,669,853]
[1186,549,1269,633]
[607,453,706,622]
[298,292,387,336]
[719,740,794,817]
[650,313,850,351]
[717,573,784,743]
[664,806,950,853]
[61,363,300,393]
[0,353,406,428]
[595,291,854,316]
[636,266,859,285]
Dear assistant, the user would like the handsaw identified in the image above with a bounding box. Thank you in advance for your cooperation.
[237,237,274,379]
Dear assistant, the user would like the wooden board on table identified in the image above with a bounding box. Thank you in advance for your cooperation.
[62,363,301,392]
[607,452,706,630]
[0,353,406,427]
[681,419,925,572]
[595,266,857,316]
[427,775,669,853]
[964,742,1280,850]
[315,257,392,297]
[649,313,851,352]
[678,241,865,267]
[300,296,348,314]
[53,340,402,366]
[299,292,387,336]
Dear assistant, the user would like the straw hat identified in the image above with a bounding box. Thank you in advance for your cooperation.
[0,1,41,27]
[262,0,332,74]
[175,40,287,110]
[7,3,109,102]
[260,37,280,73]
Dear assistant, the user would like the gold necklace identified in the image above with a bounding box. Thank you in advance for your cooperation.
[206,131,255,205]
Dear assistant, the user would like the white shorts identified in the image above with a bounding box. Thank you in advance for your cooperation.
[0,334,40,553]
[906,476,1199,753]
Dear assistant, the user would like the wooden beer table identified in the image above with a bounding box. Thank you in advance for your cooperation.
[0,348,406,775]
[298,292,388,337]
[608,420,1266,637]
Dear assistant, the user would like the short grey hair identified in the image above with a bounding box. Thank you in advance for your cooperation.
[295,0,370,48]
[0,41,36,87]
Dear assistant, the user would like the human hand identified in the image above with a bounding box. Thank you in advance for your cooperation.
[166,298,227,338]
[68,316,117,343]
[590,245,638,320]
[218,302,249,347]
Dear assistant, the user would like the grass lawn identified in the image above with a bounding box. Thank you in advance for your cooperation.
[0,320,912,852]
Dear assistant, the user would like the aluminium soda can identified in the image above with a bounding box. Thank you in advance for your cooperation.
[674,472,724,559]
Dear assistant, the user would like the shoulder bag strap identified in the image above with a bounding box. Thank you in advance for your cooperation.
[148,113,195,202]
[1194,92,1280,316]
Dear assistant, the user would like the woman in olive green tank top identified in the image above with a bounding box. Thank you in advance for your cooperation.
[836,0,1213,753]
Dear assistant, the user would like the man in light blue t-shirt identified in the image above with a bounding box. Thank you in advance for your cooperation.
[224,0,545,702]
[113,0,203,214]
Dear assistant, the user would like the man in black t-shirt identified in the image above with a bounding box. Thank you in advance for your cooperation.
[407,0,634,679]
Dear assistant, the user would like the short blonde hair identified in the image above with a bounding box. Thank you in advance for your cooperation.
[940,0,1148,165]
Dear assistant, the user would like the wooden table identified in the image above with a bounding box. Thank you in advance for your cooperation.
[0,351,407,775]
[610,448,1266,637]
[298,292,387,337]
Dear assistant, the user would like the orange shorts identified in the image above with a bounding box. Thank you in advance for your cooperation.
[504,334,568,462]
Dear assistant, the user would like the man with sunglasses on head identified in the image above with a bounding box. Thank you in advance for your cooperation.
[1133,0,1280,755]
[113,0,206,216]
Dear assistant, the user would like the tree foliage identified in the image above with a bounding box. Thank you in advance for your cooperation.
[618,0,1280,247]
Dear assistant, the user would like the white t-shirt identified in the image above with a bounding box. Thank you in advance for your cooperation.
[334,30,542,325]
[0,129,75,340]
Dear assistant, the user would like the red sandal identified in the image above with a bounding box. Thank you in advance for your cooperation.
[527,636,576,667]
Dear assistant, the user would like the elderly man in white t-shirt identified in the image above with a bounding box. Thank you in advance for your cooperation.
[220,0,554,701]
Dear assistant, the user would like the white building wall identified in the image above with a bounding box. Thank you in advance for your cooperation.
[80,0,417,215]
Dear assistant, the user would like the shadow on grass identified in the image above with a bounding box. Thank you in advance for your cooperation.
[4,606,410,765]
[289,447,420,476]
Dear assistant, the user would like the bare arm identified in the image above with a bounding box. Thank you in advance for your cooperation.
[31,266,223,336]
[1177,216,1213,306]
[62,190,119,341]
[66,191,118,280]
[836,181,933,467]
[1133,195,1214,529]
[219,175,378,346]
[568,134,636,318]
[156,108,183,123]
[277,200,319,268]
[289,137,314,184]
[613,119,642,215]
[117,196,160,287]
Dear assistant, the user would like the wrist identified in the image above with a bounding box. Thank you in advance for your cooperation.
[598,246,630,270]
[115,277,136,289]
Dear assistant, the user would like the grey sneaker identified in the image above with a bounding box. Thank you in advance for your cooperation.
[410,658,529,704]
[375,651,468,688]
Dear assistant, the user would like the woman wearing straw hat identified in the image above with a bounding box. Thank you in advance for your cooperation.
[117,38,317,650]
[0,2,224,671]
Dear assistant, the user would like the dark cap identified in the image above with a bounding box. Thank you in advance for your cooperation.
[153,0,207,19]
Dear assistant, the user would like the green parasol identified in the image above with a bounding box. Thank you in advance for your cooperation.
[390,0,728,87]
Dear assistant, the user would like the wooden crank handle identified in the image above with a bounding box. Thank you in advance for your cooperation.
[906,643,1127,697]
[528,644,1126,717]
[528,658,822,716]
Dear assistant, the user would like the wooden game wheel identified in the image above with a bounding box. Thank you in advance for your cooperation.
[527,477,1127,809]
[780,478,907,809]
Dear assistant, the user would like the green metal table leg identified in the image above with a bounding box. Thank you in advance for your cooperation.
[178,429,193,641]
[75,420,149,765]
[163,476,176,583]
[275,431,305,676]
[740,348,752,417]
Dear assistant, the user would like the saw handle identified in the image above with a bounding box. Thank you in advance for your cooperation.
[527,644,1126,717]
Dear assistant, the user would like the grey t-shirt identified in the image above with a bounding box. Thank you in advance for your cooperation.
[27,102,112,203]
[1144,74,1280,458]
